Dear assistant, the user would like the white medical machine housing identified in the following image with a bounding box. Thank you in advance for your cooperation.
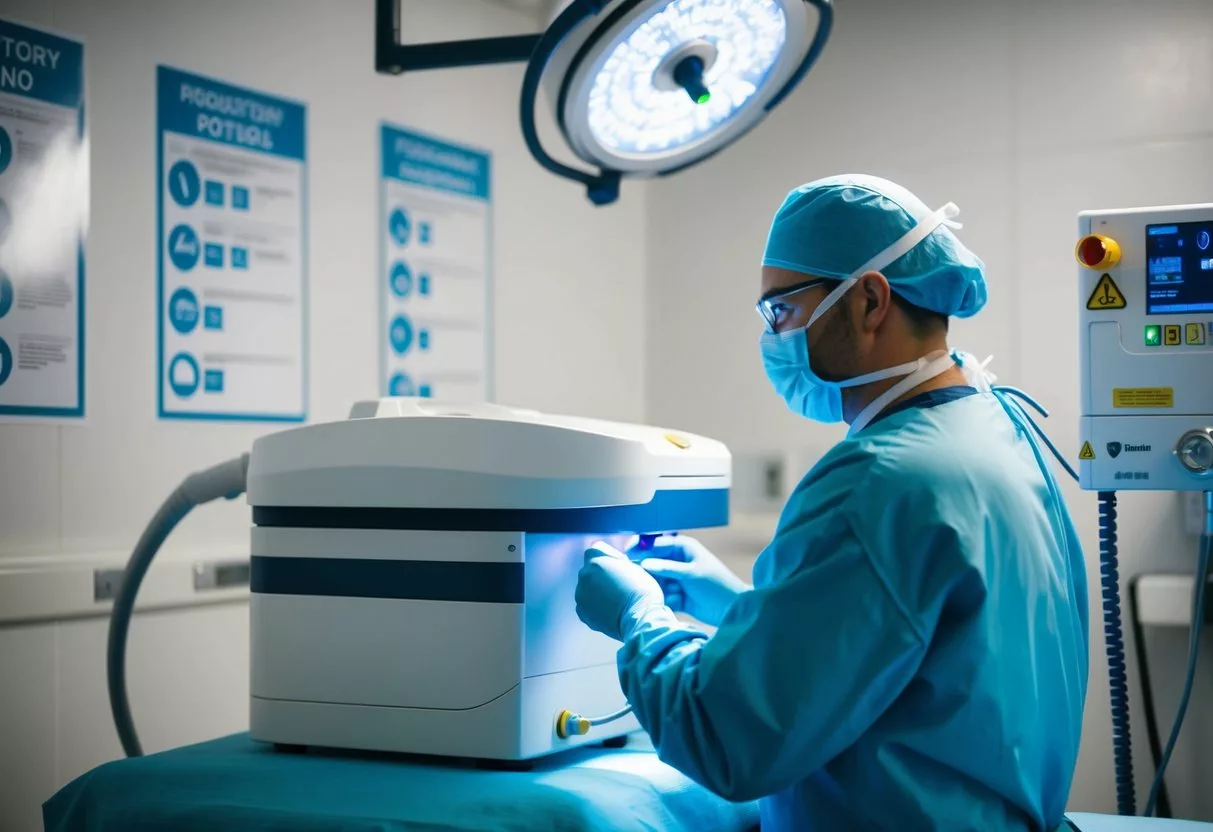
[1078,204,1213,492]
[245,398,731,761]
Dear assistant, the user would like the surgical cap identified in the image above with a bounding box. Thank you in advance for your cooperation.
[762,174,988,318]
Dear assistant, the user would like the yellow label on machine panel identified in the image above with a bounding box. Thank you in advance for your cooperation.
[1112,388,1174,409]
[1086,274,1126,310]
[1079,441,1096,460]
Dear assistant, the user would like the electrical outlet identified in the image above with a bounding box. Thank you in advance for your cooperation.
[93,569,125,602]
[763,458,784,500]
[730,452,788,513]
[193,560,251,590]
[1184,491,1206,537]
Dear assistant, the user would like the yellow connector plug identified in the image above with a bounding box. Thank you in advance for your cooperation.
[556,709,591,739]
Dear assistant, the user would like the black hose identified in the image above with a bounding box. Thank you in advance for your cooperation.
[106,455,250,757]
[1144,527,1213,816]
[1128,575,1172,817]
[1097,491,1136,816]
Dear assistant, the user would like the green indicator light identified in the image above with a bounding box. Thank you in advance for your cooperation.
[696,92,711,105]
[1144,325,1161,346]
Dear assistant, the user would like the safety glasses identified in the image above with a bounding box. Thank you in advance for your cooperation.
[755,278,827,333]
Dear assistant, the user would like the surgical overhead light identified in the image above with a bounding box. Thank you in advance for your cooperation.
[375,0,833,205]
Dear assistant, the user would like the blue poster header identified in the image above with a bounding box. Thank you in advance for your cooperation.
[0,18,84,109]
[381,124,491,201]
[158,65,306,161]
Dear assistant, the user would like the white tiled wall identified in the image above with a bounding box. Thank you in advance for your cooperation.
[0,626,58,832]
[646,0,1213,819]
[0,605,251,832]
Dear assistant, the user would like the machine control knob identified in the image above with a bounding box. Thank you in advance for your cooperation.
[1176,429,1213,473]
[1075,234,1121,270]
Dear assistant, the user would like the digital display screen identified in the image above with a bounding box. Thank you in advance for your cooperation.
[1146,220,1213,315]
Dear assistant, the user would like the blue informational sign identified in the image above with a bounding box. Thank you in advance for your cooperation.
[379,123,492,403]
[157,65,308,422]
[0,18,86,419]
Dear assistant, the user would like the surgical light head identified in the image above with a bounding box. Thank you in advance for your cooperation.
[375,0,833,206]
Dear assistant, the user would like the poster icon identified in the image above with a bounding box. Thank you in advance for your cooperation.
[168,352,201,398]
[168,224,201,271]
[168,159,201,207]
[389,315,413,355]
[389,372,414,396]
[390,261,412,298]
[0,270,12,319]
[0,126,12,176]
[389,208,411,246]
[168,287,200,334]
[0,336,10,387]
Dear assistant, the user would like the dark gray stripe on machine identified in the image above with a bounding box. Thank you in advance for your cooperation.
[250,556,523,603]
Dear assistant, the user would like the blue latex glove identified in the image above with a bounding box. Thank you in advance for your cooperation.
[575,542,667,641]
[634,535,749,627]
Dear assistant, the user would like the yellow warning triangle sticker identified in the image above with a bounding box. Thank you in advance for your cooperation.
[1079,441,1096,460]
[1086,274,1126,310]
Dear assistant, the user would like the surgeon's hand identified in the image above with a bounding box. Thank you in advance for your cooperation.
[634,536,749,627]
[576,542,667,642]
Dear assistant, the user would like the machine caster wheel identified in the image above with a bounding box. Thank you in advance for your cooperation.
[273,743,308,754]
[601,735,629,749]
[476,758,534,772]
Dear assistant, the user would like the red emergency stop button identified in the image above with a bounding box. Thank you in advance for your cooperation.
[1075,234,1121,270]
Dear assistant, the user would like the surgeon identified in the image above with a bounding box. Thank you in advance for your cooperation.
[574,175,1090,831]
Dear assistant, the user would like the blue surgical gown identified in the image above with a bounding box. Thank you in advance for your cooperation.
[617,389,1089,831]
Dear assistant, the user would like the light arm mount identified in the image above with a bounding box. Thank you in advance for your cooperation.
[374,0,622,205]
[374,0,542,74]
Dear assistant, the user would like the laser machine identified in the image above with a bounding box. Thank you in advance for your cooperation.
[107,398,731,764]
[1076,204,1213,817]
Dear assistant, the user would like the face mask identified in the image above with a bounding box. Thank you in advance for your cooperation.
[759,201,963,427]
[760,323,945,425]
